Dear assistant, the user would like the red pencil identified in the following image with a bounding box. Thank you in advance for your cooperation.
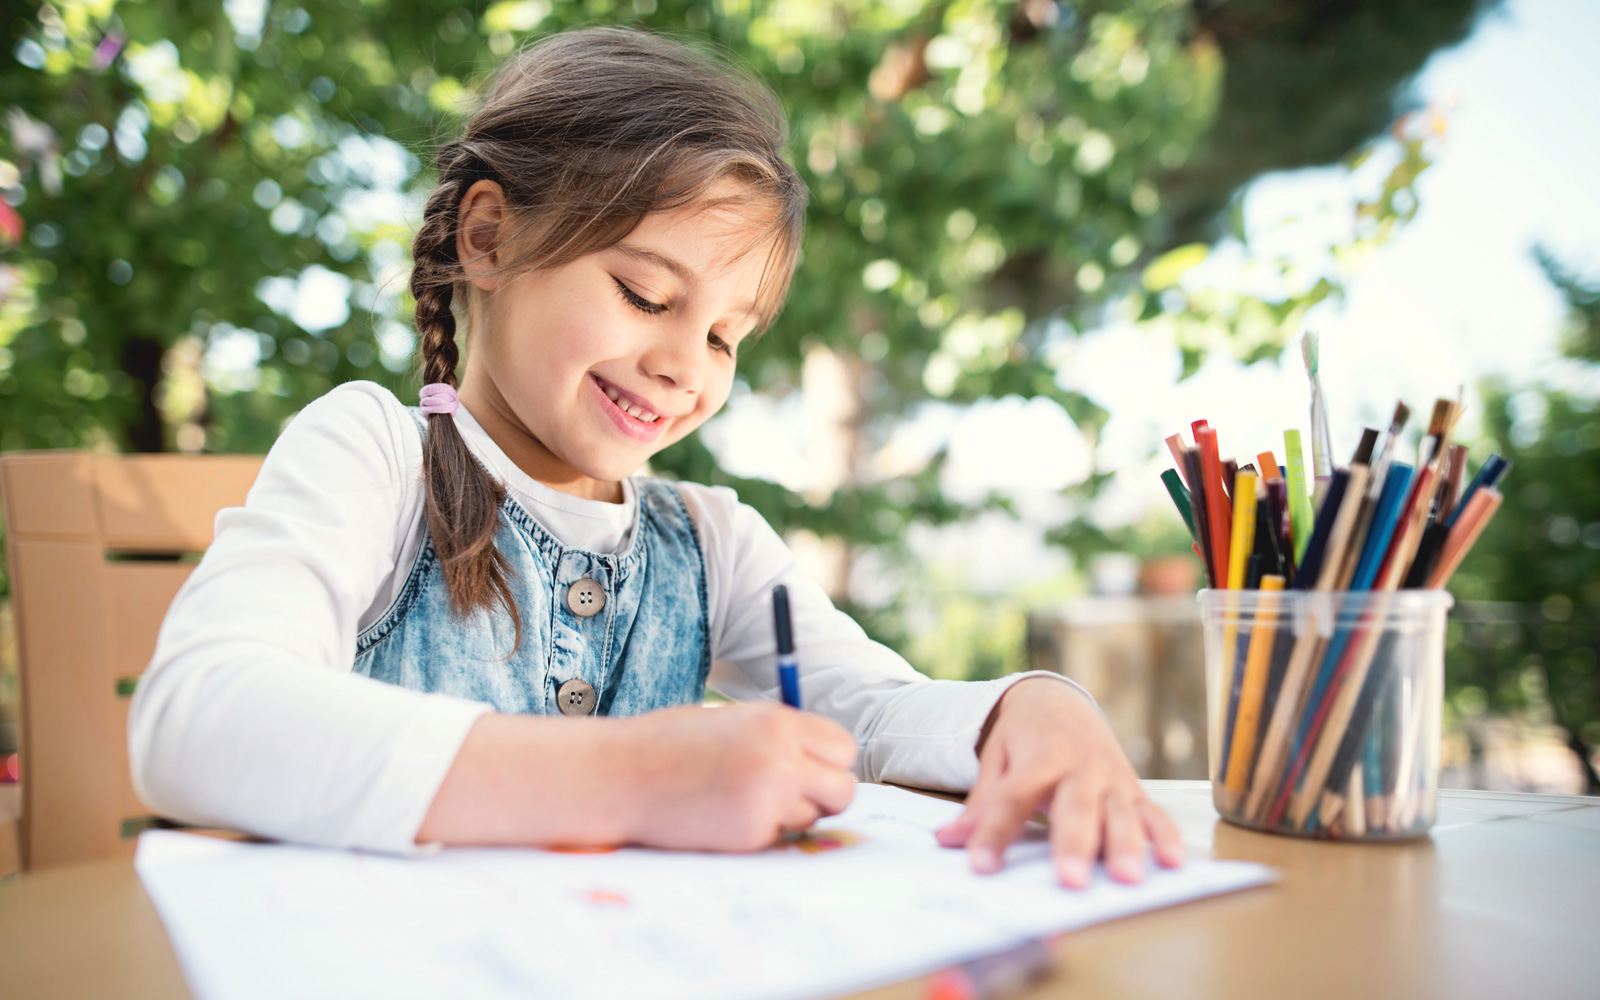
[1194,422,1233,587]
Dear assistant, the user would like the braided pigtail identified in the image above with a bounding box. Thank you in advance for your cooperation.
[410,153,521,651]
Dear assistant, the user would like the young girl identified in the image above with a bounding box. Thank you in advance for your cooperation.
[130,27,1181,887]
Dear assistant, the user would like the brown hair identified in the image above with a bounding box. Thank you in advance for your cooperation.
[408,26,806,639]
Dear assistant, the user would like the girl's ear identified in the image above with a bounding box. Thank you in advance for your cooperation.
[456,179,507,291]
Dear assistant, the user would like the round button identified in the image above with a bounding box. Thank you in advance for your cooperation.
[557,677,597,716]
[567,578,606,618]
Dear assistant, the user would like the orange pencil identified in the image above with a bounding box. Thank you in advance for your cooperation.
[1257,452,1282,481]
[1427,489,1503,588]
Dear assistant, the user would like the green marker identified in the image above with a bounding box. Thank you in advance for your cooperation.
[1160,468,1195,539]
[1285,429,1314,564]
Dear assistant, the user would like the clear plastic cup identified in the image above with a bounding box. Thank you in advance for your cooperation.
[1198,588,1453,840]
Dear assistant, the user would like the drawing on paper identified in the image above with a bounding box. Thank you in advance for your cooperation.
[779,829,863,854]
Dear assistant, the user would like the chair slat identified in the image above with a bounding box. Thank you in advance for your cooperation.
[0,452,97,539]
[104,563,193,682]
[9,538,122,868]
[95,455,263,551]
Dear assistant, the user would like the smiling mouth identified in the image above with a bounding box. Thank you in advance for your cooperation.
[592,375,663,424]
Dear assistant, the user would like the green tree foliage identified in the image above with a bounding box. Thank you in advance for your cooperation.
[1167,0,1499,242]
[1448,253,1600,789]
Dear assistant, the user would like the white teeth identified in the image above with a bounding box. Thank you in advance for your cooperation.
[598,377,660,422]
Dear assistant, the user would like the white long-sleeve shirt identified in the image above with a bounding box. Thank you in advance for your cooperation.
[128,380,1086,854]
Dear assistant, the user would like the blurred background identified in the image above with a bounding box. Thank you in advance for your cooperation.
[0,0,1595,795]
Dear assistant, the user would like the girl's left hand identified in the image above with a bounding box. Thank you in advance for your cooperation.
[934,677,1185,888]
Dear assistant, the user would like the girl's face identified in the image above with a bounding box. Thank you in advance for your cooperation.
[455,179,774,501]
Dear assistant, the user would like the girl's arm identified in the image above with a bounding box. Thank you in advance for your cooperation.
[130,382,859,853]
[128,382,492,853]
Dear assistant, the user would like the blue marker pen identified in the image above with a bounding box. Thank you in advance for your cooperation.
[771,584,802,709]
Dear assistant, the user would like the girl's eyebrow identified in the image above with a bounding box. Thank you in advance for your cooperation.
[613,241,763,326]
[613,242,693,283]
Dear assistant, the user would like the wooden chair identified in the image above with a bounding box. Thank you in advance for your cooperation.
[0,451,262,871]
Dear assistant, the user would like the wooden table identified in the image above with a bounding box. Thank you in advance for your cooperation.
[3,782,1598,1000]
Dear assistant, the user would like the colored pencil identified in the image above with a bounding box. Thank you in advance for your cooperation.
[1445,454,1510,531]
[1243,467,1361,822]
[1195,424,1233,587]
[1227,471,1258,591]
[1284,430,1313,564]
[1183,447,1216,588]
[1267,465,1371,826]
[1165,433,1191,488]
[1257,451,1282,481]
[1427,488,1504,588]
[1161,469,1195,539]
[1223,575,1286,797]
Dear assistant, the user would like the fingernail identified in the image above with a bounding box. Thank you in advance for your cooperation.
[1058,858,1091,887]
[971,846,1000,874]
[1113,856,1145,882]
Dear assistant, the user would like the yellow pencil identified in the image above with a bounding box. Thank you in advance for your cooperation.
[1216,471,1258,785]
[1227,472,1258,591]
[1223,575,1285,795]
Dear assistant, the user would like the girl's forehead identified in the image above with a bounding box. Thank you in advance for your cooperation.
[628,195,781,277]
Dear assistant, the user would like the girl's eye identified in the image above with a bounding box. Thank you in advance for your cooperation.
[708,332,734,357]
[613,277,666,315]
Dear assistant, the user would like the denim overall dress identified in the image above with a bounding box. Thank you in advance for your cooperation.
[352,409,711,717]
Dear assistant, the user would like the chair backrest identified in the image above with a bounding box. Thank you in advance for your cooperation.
[0,451,262,870]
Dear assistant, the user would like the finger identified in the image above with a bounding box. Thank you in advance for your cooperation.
[797,714,860,770]
[798,755,856,818]
[777,796,823,835]
[937,733,1009,847]
[936,806,977,848]
[1047,776,1101,888]
[1102,791,1147,884]
[965,776,1045,874]
[1141,799,1185,868]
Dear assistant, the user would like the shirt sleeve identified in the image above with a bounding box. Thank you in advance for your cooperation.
[680,483,1096,794]
[127,381,491,854]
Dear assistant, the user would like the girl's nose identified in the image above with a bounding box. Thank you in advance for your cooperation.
[639,325,704,394]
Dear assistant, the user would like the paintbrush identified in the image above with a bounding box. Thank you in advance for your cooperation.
[1302,331,1334,511]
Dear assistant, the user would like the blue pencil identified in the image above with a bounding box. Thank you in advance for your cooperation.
[772,584,802,709]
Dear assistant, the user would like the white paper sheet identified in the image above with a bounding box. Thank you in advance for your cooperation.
[135,784,1272,1000]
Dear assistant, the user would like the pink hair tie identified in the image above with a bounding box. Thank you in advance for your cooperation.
[419,382,459,416]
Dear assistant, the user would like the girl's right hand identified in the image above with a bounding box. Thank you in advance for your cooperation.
[612,702,859,852]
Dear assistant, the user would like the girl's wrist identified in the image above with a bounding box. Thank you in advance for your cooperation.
[417,712,640,847]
